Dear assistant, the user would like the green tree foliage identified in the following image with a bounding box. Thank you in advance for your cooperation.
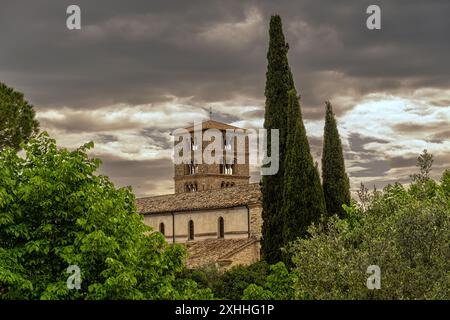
[442,169,450,197]
[0,133,211,299]
[288,155,450,299]
[281,90,326,252]
[0,82,39,151]
[213,262,269,300]
[410,149,433,182]
[321,101,350,218]
[179,261,269,300]
[261,15,296,264]
[242,262,299,300]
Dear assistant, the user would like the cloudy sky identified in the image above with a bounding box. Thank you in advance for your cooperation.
[1,0,449,197]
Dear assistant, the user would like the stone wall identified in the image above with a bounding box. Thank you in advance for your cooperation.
[223,240,261,270]
[249,204,263,240]
[144,206,250,243]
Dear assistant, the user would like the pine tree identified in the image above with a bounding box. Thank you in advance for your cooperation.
[321,101,351,218]
[261,15,296,263]
[281,89,326,249]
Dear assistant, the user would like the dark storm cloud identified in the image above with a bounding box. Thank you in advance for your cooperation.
[349,159,391,178]
[39,111,140,133]
[140,128,172,150]
[389,155,417,169]
[202,109,241,124]
[95,134,119,143]
[392,121,449,134]
[95,154,173,196]
[348,133,389,154]
[430,130,450,143]
[2,0,450,118]
[242,109,264,120]
[1,0,449,196]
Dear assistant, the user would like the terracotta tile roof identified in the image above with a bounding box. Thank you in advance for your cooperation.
[186,238,258,268]
[136,183,261,214]
[175,120,245,134]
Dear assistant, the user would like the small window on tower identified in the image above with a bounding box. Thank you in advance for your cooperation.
[218,217,224,238]
[188,220,194,240]
[159,223,165,236]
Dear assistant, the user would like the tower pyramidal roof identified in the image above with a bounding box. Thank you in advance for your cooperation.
[180,119,245,133]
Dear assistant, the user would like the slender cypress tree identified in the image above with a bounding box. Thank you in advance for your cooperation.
[321,101,351,218]
[261,15,295,263]
[281,90,326,249]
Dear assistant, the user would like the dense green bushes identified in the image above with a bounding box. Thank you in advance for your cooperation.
[288,168,450,299]
[187,153,450,300]
[179,261,270,300]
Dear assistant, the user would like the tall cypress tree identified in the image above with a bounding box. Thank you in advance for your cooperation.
[261,15,295,263]
[321,101,351,218]
[281,89,326,249]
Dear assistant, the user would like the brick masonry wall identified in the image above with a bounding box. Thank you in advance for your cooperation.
[249,204,263,240]
[225,240,261,270]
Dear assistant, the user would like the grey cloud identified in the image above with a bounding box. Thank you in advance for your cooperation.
[39,112,140,133]
[389,155,417,169]
[348,133,389,154]
[429,130,450,143]
[95,155,174,196]
[242,109,264,120]
[140,128,172,150]
[1,0,449,196]
[2,0,450,117]
[95,134,119,143]
[349,159,391,178]
[392,121,449,134]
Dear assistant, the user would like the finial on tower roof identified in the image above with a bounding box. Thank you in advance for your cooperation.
[209,107,212,120]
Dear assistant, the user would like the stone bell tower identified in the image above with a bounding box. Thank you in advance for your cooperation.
[173,120,250,194]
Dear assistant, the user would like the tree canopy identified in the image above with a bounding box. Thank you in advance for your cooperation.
[0,82,39,151]
[287,151,450,299]
[0,133,211,299]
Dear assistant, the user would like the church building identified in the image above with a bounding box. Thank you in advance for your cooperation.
[136,120,263,270]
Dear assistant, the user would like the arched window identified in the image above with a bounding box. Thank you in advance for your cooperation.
[159,223,165,236]
[188,220,194,240]
[221,181,225,188]
[218,217,224,238]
